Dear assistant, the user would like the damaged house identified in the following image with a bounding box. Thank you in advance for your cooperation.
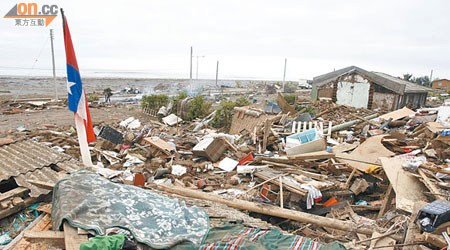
[311,66,431,110]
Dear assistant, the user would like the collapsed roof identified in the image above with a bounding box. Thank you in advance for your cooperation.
[312,66,431,94]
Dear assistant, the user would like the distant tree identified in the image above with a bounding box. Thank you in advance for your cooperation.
[412,76,431,87]
[403,73,413,81]
[402,73,432,87]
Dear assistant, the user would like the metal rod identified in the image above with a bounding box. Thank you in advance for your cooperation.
[50,29,57,101]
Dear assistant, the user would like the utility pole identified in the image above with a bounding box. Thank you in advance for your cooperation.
[215,61,219,87]
[50,29,57,101]
[189,46,193,93]
[282,58,287,92]
[430,69,433,86]
[215,61,220,96]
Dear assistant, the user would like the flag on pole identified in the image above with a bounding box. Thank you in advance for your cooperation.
[61,9,96,166]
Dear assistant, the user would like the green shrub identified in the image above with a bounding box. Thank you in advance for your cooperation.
[141,94,169,110]
[235,96,251,107]
[283,94,296,105]
[295,105,316,115]
[187,96,212,120]
[87,93,99,102]
[210,96,250,130]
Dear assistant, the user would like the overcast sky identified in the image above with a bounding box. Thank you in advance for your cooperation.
[0,0,449,80]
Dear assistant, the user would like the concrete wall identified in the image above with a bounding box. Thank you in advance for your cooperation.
[336,75,370,108]
[372,92,396,110]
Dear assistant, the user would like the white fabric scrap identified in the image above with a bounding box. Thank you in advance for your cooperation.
[300,184,322,209]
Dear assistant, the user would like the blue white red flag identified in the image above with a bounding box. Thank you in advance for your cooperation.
[62,10,95,166]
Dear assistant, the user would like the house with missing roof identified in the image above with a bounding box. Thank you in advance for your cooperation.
[310,66,431,111]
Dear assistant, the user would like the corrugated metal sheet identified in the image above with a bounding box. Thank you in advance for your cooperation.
[14,167,64,197]
[0,140,71,182]
[0,140,83,197]
[56,159,83,173]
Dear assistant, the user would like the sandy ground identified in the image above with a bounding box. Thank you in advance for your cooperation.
[0,103,152,133]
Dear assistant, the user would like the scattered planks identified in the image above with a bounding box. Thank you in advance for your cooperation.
[287,151,334,160]
[276,92,296,116]
[0,187,28,203]
[380,157,427,214]
[335,135,395,172]
[24,231,65,249]
[63,222,89,250]
[158,184,376,235]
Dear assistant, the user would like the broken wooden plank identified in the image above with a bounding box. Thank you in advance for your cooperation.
[332,143,358,154]
[420,163,450,176]
[36,203,52,215]
[377,184,394,219]
[403,202,428,250]
[380,157,427,213]
[369,231,396,250]
[0,196,43,220]
[63,222,88,250]
[27,180,55,190]
[336,135,395,171]
[0,187,28,203]
[287,151,334,160]
[418,169,446,200]
[158,184,376,235]
[255,170,307,196]
[262,119,271,152]
[276,92,296,115]
[3,213,48,250]
[24,231,65,249]
[377,107,415,122]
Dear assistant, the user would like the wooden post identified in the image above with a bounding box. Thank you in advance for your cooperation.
[262,119,271,152]
[158,184,376,235]
[418,169,446,200]
[279,176,284,208]
[327,121,332,139]
[63,222,88,250]
[377,184,394,219]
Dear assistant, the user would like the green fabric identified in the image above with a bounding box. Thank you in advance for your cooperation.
[80,234,126,250]
[172,223,348,250]
[51,170,209,249]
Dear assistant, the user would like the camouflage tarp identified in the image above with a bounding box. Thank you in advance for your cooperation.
[51,170,209,249]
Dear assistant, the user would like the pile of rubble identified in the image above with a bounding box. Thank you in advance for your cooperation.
[0,96,449,249]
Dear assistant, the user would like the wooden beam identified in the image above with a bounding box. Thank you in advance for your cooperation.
[403,202,427,250]
[27,180,55,190]
[414,233,447,248]
[2,213,46,250]
[0,187,28,203]
[0,196,42,220]
[158,184,376,235]
[420,164,450,176]
[377,184,394,219]
[24,231,65,249]
[220,137,238,153]
[63,222,88,250]
[418,169,446,200]
[287,151,334,160]
[262,119,271,153]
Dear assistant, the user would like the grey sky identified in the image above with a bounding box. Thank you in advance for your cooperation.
[0,0,449,80]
